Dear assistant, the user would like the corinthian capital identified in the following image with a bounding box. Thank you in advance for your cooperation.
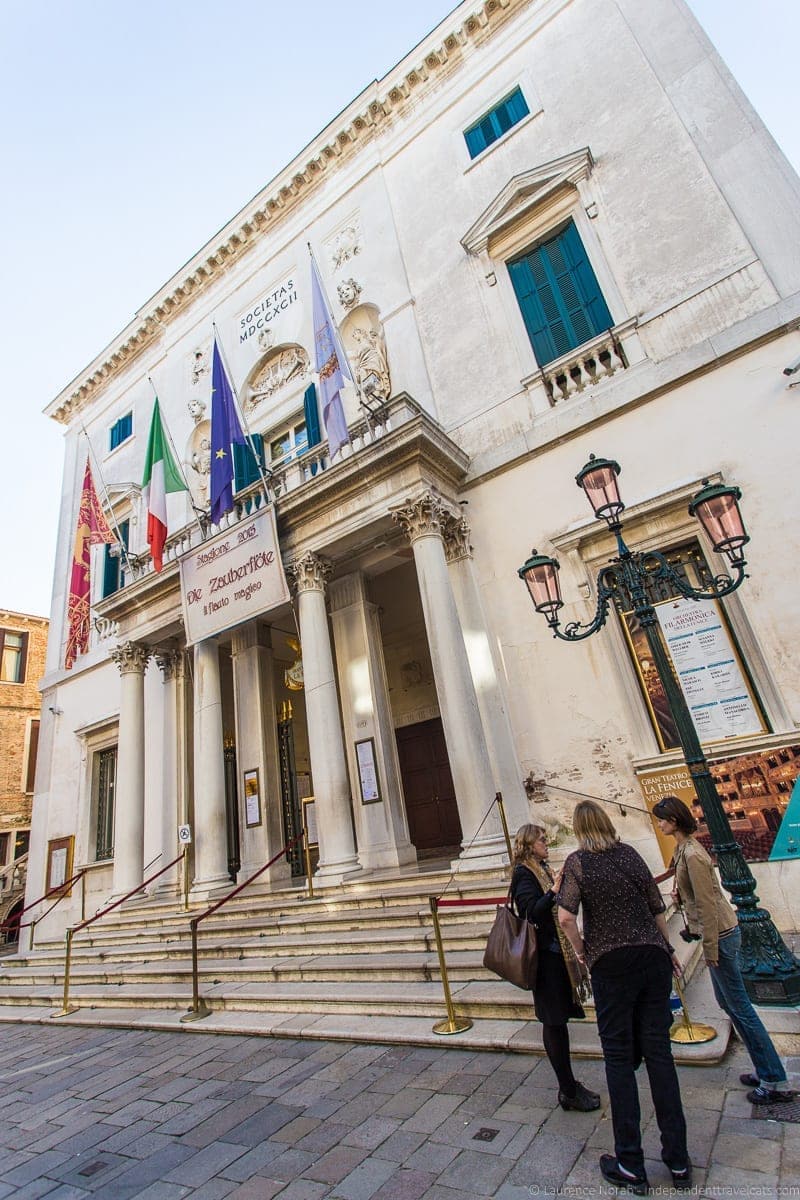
[443,514,473,563]
[110,641,151,675]
[391,490,455,544]
[288,551,332,595]
[154,648,185,681]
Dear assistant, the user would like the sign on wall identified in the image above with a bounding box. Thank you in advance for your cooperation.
[236,273,302,347]
[179,508,290,644]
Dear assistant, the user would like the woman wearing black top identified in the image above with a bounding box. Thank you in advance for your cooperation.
[510,823,600,1112]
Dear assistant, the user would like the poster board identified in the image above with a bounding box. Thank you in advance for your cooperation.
[355,737,381,804]
[301,796,318,847]
[45,836,75,896]
[243,768,262,828]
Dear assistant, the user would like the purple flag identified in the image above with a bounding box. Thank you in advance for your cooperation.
[210,339,247,524]
[310,251,351,460]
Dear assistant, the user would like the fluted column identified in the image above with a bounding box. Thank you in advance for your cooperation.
[151,649,188,897]
[109,641,150,898]
[444,515,530,833]
[288,552,360,883]
[192,638,230,897]
[231,622,290,885]
[392,492,506,866]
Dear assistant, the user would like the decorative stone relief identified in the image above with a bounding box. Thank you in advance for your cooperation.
[288,551,332,594]
[187,420,212,505]
[155,649,185,681]
[342,304,391,403]
[187,393,207,424]
[443,514,473,563]
[110,641,151,675]
[328,219,362,271]
[191,347,210,388]
[391,491,457,543]
[245,343,310,412]
[337,277,362,310]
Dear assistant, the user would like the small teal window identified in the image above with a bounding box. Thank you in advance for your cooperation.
[464,87,529,159]
[109,413,133,451]
[102,519,129,598]
[233,433,265,492]
[508,220,613,367]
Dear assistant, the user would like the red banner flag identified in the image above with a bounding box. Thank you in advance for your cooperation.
[65,457,115,669]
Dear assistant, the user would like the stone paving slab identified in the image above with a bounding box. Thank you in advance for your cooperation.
[1,1021,798,1200]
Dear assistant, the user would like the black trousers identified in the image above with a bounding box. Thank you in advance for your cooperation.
[591,946,688,1176]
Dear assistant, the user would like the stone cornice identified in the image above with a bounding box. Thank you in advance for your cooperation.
[46,0,531,426]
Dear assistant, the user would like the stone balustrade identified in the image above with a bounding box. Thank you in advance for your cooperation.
[541,329,628,404]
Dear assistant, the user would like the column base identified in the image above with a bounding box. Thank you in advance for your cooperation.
[313,858,364,887]
[189,874,234,903]
[238,859,293,890]
[452,833,511,873]
[357,843,418,872]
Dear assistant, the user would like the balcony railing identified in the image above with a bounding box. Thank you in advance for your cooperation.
[540,328,629,405]
[119,394,416,585]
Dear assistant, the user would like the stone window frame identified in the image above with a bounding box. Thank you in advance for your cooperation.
[75,716,119,867]
[549,473,795,767]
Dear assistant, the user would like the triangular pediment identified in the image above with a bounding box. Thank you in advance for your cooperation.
[461,147,593,254]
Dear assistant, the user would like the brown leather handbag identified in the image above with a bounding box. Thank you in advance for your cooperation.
[483,887,538,990]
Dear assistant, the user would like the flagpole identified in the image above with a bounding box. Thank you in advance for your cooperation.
[308,243,370,428]
[146,377,207,540]
[78,423,136,578]
[212,322,275,507]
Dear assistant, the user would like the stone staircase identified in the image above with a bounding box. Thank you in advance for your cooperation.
[0,862,724,1061]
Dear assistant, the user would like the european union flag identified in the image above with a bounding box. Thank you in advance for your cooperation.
[209,339,246,524]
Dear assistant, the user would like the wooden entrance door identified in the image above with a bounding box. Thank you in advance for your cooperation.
[396,717,462,856]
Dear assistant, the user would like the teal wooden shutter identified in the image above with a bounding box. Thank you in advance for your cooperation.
[303,384,321,448]
[509,221,613,367]
[233,434,264,492]
[102,519,129,598]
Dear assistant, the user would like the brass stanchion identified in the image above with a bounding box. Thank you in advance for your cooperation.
[51,928,79,1018]
[303,827,314,900]
[29,918,37,951]
[495,792,513,864]
[669,974,717,1044]
[80,871,86,922]
[180,918,212,1023]
[430,897,472,1036]
[183,847,190,912]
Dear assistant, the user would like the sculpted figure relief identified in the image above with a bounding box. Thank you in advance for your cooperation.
[247,344,310,411]
[190,435,211,502]
[351,325,391,402]
[331,223,361,270]
[191,348,209,386]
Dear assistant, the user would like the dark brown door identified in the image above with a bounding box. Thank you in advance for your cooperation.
[396,717,462,857]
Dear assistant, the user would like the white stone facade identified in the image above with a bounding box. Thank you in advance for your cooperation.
[27,0,800,943]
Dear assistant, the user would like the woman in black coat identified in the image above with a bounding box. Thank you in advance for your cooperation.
[511,823,600,1112]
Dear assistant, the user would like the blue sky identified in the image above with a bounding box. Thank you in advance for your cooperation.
[1,0,797,618]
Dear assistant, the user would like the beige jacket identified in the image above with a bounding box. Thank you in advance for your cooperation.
[673,836,736,963]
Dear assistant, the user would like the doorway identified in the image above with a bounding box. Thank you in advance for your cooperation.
[396,717,462,857]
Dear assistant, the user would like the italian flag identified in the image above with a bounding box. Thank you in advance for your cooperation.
[141,398,187,572]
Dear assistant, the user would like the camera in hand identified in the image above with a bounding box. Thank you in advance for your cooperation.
[679,928,701,943]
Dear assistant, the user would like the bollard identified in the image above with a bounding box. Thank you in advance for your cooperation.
[430,897,473,1036]
[669,974,717,1044]
[180,918,212,1023]
[51,928,80,1018]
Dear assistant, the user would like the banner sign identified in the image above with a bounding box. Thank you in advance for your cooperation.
[655,597,764,743]
[179,508,290,644]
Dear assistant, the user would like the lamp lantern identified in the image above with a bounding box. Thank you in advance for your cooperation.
[518,549,563,625]
[575,454,624,526]
[689,480,749,564]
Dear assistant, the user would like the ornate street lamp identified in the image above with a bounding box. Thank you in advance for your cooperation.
[519,456,800,1004]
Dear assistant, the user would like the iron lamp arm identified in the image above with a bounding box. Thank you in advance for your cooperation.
[647,551,747,601]
[548,569,617,641]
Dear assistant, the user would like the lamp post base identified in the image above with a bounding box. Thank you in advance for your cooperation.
[743,971,800,1007]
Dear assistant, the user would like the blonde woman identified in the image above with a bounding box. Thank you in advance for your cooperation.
[510,824,600,1112]
[558,801,690,1194]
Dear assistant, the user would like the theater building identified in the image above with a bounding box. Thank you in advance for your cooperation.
[26,0,800,943]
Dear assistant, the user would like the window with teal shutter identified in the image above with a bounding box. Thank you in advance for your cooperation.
[109,412,133,451]
[464,87,529,158]
[303,384,321,448]
[508,221,613,367]
[233,433,265,492]
[102,519,129,598]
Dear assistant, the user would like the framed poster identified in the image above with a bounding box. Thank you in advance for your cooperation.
[243,769,262,828]
[301,796,318,847]
[355,737,381,804]
[46,836,74,896]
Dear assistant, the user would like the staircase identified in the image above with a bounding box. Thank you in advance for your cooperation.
[0,862,723,1061]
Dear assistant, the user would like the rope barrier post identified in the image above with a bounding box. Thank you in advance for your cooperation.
[495,792,513,864]
[183,848,190,912]
[51,928,79,1018]
[29,918,37,951]
[670,974,717,1044]
[304,826,314,900]
[80,871,86,922]
[181,917,212,1023]
[430,896,472,1036]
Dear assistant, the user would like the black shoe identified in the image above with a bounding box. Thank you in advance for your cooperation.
[559,1082,601,1111]
[599,1154,649,1194]
[748,1085,797,1105]
[667,1164,693,1190]
[739,1072,760,1087]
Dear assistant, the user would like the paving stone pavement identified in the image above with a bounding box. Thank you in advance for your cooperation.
[0,1023,797,1199]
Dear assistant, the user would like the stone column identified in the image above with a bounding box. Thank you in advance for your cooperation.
[109,641,151,899]
[391,492,506,867]
[192,638,230,897]
[231,622,291,885]
[329,572,416,871]
[150,649,188,898]
[288,552,361,883]
[444,515,530,833]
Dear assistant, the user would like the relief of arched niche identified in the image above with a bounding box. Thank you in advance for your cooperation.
[243,333,310,415]
[186,419,211,507]
[341,303,391,404]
